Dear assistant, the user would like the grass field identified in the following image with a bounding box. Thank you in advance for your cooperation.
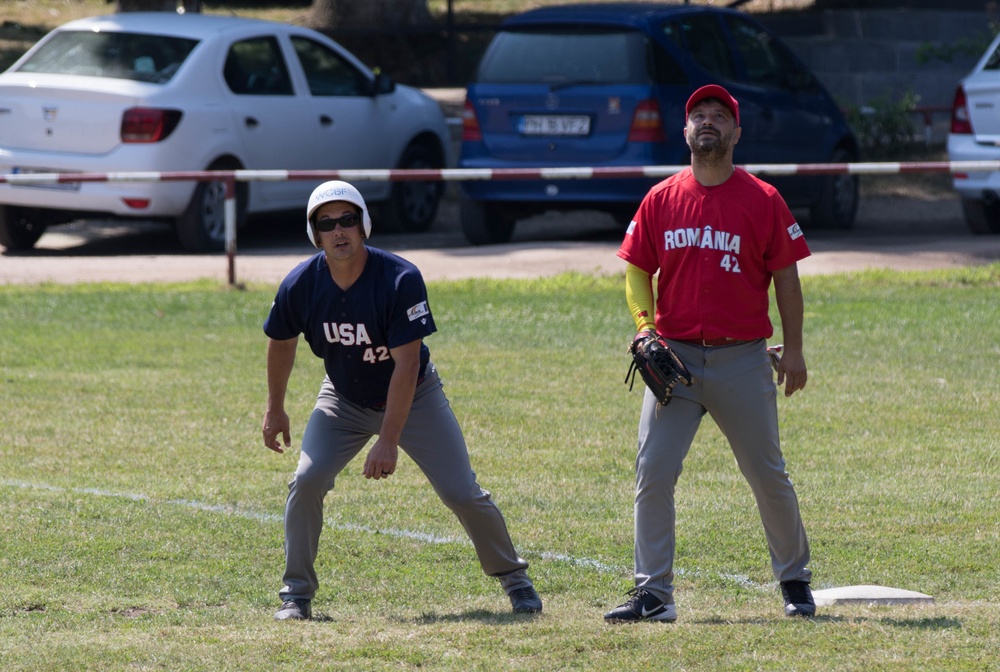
[1,266,998,670]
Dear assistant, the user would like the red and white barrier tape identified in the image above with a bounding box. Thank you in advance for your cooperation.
[2,160,1000,186]
[3,161,995,286]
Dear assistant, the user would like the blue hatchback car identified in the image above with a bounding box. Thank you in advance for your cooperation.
[458,3,859,244]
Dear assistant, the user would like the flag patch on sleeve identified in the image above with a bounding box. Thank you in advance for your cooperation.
[407,301,430,321]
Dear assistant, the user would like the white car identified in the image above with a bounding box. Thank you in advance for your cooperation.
[0,13,451,252]
[947,31,1000,235]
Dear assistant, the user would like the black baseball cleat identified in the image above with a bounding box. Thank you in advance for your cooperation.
[781,580,816,617]
[604,588,677,623]
[508,586,543,613]
[274,598,312,621]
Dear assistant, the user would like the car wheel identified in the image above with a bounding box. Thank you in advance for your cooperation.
[0,206,46,251]
[380,144,443,233]
[460,197,516,245]
[809,149,859,229]
[175,169,247,253]
[961,197,1000,235]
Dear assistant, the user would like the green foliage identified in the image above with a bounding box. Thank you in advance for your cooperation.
[915,5,1000,67]
[845,90,920,158]
[915,35,994,66]
[0,268,999,669]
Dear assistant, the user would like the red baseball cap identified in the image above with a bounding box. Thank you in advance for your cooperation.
[685,84,740,127]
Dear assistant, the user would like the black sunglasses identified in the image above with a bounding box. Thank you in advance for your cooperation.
[314,212,362,232]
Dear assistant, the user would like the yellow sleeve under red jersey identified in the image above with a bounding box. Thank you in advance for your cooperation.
[625,263,656,333]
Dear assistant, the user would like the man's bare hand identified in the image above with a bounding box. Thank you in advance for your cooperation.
[363,437,398,479]
[262,410,291,453]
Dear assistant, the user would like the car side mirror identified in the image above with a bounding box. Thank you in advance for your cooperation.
[370,71,396,96]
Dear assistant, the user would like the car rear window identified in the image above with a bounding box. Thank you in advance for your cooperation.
[16,30,198,84]
[476,28,652,85]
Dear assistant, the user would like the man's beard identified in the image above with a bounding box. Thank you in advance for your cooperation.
[687,128,732,162]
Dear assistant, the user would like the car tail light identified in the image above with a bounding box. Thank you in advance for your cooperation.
[462,98,482,142]
[122,198,150,209]
[950,86,973,135]
[121,108,183,143]
[628,99,665,142]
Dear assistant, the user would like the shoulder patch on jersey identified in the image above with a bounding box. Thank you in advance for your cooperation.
[787,223,803,240]
[626,220,637,235]
[407,301,430,322]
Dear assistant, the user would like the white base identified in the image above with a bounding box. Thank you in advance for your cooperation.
[812,585,934,607]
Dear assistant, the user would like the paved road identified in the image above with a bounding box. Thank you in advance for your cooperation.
[1,193,998,285]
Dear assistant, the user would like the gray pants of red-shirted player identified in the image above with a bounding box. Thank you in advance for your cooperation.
[631,338,812,605]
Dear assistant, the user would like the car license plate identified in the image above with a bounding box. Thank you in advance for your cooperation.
[10,167,81,191]
[519,115,591,137]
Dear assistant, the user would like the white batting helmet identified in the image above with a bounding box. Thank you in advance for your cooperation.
[305,180,372,247]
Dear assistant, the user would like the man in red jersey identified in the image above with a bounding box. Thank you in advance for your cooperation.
[605,84,815,623]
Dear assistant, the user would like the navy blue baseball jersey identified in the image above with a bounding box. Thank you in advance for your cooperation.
[264,247,435,409]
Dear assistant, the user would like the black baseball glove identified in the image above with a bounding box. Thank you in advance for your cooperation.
[625,332,694,406]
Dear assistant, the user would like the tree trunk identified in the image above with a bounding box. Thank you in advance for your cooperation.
[115,0,202,11]
[116,0,177,11]
[308,0,433,29]
[307,0,446,87]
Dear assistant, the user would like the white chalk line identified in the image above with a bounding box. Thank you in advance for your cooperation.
[2,479,767,590]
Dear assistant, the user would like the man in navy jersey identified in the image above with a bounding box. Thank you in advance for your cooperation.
[262,180,541,621]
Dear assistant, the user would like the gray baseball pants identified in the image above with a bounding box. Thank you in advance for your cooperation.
[633,339,811,603]
[279,362,532,601]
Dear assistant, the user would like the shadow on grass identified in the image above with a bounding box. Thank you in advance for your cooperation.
[692,615,962,629]
[298,609,540,625]
[877,616,963,630]
[408,609,542,625]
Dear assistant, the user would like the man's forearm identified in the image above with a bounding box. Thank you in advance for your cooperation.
[378,340,422,444]
[773,265,804,350]
[266,338,298,410]
[625,263,656,332]
[379,356,419,445]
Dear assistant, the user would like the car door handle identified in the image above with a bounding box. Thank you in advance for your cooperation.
[319,115,333,126]
[244,117,259,129]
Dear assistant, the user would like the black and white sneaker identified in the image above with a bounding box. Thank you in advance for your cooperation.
[604,588,677,623]
[274,598,311,621]
[509,586,543,613]
[781,580,816,617]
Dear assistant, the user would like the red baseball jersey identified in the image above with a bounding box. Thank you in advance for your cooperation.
[618,167,810,341]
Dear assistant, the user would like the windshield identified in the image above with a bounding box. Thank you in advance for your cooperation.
[476,27,651,85]
[16,30,199,84]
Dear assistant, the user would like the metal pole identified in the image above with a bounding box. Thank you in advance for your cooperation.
[447,0,455,84]
[224,176,236,286]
